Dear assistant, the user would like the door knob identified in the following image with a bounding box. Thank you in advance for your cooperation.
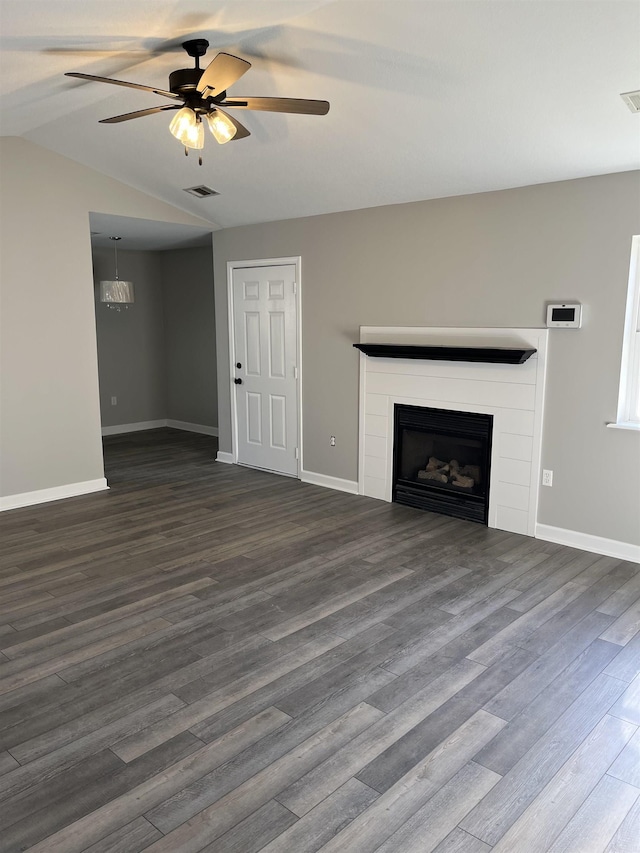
[234,377,243,385]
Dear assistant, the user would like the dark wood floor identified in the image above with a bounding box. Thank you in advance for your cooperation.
[0,428,638,853]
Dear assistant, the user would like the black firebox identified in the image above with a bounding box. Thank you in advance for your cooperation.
[392,405,493,524]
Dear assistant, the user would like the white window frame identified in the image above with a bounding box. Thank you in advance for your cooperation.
[609,235,640,431]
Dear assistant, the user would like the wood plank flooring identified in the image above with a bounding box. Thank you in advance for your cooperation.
[0,427,638,853]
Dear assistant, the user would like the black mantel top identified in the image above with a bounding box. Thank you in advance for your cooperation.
[353,343,536,364]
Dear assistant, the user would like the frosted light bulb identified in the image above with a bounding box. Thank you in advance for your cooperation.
[169,108,204,149]
[206,110,237,144]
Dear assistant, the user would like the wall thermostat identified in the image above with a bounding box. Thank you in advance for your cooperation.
[546,303,582,328]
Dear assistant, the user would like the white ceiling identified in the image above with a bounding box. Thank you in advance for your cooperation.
[1,0,639,236]
[89,212,213,250]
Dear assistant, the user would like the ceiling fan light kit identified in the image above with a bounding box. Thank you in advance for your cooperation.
[66,38,329,164]
[169,107,204,149]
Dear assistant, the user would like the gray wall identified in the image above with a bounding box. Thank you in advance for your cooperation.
[163,247,217,427]
[0,136,213,499]
[93,248,167,427]
[213,171,640,546]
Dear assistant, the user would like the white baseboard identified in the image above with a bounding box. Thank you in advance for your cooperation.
[0,478,109,512]
[216,451,234,464]
[101,420,166,436]
[102,419,218,437]
[166,420,218,437]
[536,523,640,564]
[300,469,359,495]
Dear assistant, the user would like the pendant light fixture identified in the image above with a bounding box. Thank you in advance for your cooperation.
[100,236,134,311]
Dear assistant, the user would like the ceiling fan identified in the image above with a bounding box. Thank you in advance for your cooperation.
[66,39,330,164]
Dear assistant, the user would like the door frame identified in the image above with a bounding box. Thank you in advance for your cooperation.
[226,256,303,477]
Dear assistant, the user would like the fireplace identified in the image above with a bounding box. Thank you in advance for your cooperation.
[357,326,548,536]
[393,404,493,524]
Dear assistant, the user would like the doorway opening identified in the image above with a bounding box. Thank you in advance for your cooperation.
[90,213,217,481]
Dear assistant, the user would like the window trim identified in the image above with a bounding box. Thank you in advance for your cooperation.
[609,235,640,431]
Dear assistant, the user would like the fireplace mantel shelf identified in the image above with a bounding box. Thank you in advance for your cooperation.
[353,343,536,365]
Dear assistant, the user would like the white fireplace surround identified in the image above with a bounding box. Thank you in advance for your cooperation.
[357,326,549,537]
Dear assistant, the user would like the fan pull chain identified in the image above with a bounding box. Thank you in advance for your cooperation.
[182,146,202,164]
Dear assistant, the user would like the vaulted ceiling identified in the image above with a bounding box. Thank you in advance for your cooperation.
[1,0,638,232]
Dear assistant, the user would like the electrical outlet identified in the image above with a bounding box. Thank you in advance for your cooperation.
[330,435,336,447]
[111,396,117,406]
[542,469,553,487]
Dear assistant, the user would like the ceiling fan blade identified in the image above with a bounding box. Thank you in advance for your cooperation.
[99,105,181,124]
[221,96,330,115]
[65,72,182,101]
[197,53,251,97]
[213,107,251,140]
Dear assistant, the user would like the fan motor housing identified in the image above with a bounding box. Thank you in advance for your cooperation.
[169,68,203,95]
[169,68,227,111]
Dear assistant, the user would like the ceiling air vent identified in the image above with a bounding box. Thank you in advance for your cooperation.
[184,185,219,198]
[620,91,640,113]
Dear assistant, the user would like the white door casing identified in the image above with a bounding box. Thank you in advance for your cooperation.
[230,262,299,477]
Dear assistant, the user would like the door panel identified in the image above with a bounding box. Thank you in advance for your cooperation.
[246,392,262,444]
[270,395,287,449]
[245,313,261,375]
[233,264,298,476]
[269,312,286,377]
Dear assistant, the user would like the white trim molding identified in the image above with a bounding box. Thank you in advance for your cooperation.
[606,421,640,432]
[216,451,234,464]
[300,469,359,495]
[610,234,640,429]
[536,523,640,564]
[0,478,109,512]
[101,420,166,436]
[102,420,218,437]
[166,420,219,437]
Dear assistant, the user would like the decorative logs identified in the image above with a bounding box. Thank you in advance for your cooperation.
[417,457,478,489]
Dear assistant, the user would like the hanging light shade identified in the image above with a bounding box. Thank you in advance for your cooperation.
[100,280,134,305]
[206,110,237,144]
[100,237,134,311]
[169,107,204,149]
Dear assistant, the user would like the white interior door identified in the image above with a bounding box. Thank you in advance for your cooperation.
[232,264,298,476]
